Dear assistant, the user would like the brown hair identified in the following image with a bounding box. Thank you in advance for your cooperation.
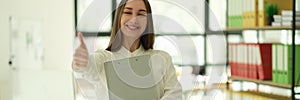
[106,0,155,52]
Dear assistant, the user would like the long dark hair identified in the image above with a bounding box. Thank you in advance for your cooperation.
[106,0,155,52]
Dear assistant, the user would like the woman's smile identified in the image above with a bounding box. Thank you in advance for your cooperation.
[126,24,140,31]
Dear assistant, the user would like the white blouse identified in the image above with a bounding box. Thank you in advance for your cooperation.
[74,46,182,100]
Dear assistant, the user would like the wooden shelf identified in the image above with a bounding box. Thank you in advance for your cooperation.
[226,26,300,31]
[230,76,300,89]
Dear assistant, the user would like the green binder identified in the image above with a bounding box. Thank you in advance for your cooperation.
[277,44,284,84]
[272,44,277,83]
[295,45,300,85]
[283,44,300,85]
[283,44,290,84]
[237,16,243,27]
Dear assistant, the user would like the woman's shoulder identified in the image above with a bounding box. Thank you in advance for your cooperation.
[147,49,172,58]
[92,49,112,58]
[95,49,110,53]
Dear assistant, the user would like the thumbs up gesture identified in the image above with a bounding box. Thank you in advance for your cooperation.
[73,32,89,70]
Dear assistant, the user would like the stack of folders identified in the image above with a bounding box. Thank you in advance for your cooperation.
[229,43,272,80]
[228,0,244,28]
[281,10,300,26]
[272,44,300,85]
[272,15,282,26]
[229,43,300,84]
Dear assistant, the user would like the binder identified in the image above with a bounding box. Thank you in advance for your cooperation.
[243,43,248,78]
[228,0,233,27]
[248,44,253,78]
[283,44,289,84]
[237,43,246,77]
[249,0,258,27]
[237,0,243,27]
[229,0,243,27]
[229,43,237,76]
[243,44,248,78]
[252,44,258,79]
[242,0,258,27]
[277,44,284,84]
[242,0,248,27]
[272,44,277,83]
[257,43,272,80]
[258,0,266,26]
[249,44,258,79]
[229,43,235,76]
[237,44,242,77]
[283,45,300,84]
[295,45,300,85]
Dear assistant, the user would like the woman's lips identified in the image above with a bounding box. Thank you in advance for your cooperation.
[126,24,139,31]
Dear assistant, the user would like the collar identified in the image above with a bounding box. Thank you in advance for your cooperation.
[114,45,145,57]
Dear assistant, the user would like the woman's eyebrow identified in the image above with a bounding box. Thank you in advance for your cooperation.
[139,9,146,12]
[125,7,133,10]
[124,7,146,12]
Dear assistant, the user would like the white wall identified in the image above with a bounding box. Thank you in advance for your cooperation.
[0,0,12,99]
[0,0,75,99]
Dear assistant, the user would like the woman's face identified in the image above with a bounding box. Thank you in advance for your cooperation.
[120,0,147,39]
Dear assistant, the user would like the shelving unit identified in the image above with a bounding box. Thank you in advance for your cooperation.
[224,0,299,100]
[230,76,300,89]
[226,26,300,31]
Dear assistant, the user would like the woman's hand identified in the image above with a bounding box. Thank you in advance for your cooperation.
[73,32,89,70]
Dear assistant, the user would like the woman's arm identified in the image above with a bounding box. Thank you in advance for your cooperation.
[72,32,108,99]
[73,52,110,100]
[159,52,183,100]
[72,32,101,83]
[73,54,101,83]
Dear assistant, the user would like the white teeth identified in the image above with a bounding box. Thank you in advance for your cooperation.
[127,25,138,30]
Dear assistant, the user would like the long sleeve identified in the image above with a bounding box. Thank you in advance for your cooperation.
[73,54,100,84]
[159,52,183,100]
[73,52,109,100]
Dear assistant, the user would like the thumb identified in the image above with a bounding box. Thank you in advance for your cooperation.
[77,32,86,48]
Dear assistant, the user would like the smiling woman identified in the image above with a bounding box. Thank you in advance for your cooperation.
[73,0,183,99]
[120,1,147,38]
[107,0,154,52]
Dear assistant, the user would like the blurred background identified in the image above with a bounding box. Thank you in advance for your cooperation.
[1,0,300,100]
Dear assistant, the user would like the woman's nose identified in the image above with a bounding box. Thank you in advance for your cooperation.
[128,16,138,24]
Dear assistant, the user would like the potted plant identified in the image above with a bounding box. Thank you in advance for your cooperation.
[265,3,279,25]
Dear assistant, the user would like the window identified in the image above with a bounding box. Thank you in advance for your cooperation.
[149,0,205,34]
[150,0,206,66]
[209,0,227,31]
[155,36,205,66]
[76,0,113,32]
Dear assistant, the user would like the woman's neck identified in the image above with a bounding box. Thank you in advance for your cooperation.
[123,37,140,52]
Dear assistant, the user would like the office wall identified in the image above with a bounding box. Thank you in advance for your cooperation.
[0,0,75,99]
[0,0,12,99]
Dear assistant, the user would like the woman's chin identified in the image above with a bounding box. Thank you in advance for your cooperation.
[122,29,142,38]
[124,33,141,39]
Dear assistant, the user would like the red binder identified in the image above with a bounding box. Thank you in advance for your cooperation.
[236,43,248,78]
[241,43,248,78]
[248,44,258,79]
[257,43,272,80]
[229,43,237,76]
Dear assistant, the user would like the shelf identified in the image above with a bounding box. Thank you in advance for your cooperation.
[226,26,300,32]
[237,91,296,100]
[155,33,205,36]
[230,76,300,89]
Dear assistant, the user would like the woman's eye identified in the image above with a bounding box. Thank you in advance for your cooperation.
[138,14,146,16]
[124,12,132,14]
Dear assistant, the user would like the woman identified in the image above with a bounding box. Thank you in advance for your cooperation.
[73,0,182,99]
